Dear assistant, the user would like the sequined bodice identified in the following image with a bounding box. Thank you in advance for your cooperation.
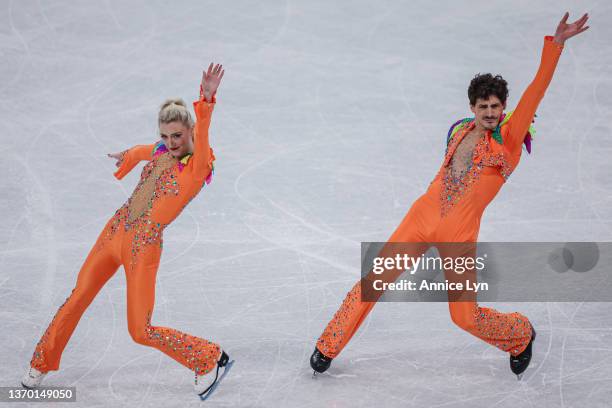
[127,153,178,224]
[448,130,484,180]
[100,150,207,271]
[434,124,513,218]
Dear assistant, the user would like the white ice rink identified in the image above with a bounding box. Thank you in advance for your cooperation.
[1,0,611,407]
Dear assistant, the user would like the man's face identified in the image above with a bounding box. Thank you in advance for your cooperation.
[470,95,505,131]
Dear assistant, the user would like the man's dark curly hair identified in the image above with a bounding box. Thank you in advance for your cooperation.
[468,73,508,106]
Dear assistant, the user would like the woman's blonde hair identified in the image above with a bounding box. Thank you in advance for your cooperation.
[158,98,194,128]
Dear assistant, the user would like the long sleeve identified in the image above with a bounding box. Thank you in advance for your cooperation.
[191,96,216,180]
[113,143,157,180]
[505,36,563,155]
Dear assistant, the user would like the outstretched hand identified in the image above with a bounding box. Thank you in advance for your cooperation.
[201,63,224,103]
[107,152,124,167]
[553,12,589,45]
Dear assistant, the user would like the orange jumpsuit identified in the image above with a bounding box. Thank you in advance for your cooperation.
[30,96,220,376]
[317,36,564,359]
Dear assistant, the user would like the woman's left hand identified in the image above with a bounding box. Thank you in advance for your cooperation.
[201,62,225,102]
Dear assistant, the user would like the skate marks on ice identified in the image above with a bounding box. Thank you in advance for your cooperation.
[2,0,612,407]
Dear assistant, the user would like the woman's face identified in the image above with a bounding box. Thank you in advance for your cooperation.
[159,121,193,158]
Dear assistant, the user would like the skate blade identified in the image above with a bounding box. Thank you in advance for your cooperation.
[312,370,317,378]
[516,373,523,381]
[199,359,235,402]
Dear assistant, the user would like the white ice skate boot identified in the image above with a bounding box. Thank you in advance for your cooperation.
[194,349,230,398]
[21,367,47,389]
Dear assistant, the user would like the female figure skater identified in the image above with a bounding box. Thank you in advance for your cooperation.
[22,63,229,397]
[310,12,589,380]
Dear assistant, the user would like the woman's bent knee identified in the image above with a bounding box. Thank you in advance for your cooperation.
[128,324,149,345]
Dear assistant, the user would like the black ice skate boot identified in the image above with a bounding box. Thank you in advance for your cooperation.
[310,347,333,376]
[510,325,536,380]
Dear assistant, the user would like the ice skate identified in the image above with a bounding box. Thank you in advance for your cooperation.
[21,366,47,389]
[195,350,232,400]
[510,325,536,380]
[310,347,333,376]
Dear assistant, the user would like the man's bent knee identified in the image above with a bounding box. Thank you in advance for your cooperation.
[449,305,478,334]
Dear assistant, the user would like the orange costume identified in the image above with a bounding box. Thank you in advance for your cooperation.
[317,36,564,360]
[30,95,220,376]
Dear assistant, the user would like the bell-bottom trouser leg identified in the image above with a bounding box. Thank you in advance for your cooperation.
[437,243,532,357]
[30,228,121,372]
[316,202,430,359]
[124,241,221,376]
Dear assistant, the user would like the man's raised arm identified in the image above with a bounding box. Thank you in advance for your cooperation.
[506,12,589,155]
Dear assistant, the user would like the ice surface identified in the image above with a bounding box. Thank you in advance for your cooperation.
[1,0,611,406]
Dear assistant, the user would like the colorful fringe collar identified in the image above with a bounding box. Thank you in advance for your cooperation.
[446,110,536,154]
[152,141,215,185]
[152,141,192,172]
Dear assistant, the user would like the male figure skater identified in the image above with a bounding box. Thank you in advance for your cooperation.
[311,12,589,380]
